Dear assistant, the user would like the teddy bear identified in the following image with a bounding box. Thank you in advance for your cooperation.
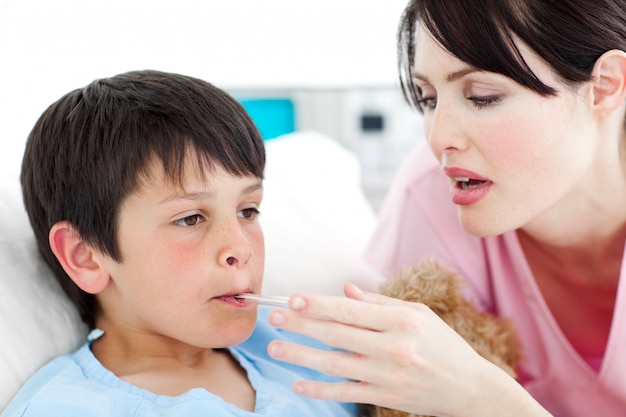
[372,258,522,417]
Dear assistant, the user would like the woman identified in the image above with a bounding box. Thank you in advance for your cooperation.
[265,1,626,416]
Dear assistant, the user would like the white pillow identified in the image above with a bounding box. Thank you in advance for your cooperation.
[0,177,87,409]
[0,131,384,409]
[262,131,384,296]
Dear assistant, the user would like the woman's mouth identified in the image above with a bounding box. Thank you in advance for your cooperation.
[450,176,491,205]
[442,167,492,205]
[455,177,488,190]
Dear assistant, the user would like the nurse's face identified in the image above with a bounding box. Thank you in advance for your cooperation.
[412,26,596,237]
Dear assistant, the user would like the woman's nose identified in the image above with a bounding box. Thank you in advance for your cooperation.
[425,101,467,156]
[216,222,252,268]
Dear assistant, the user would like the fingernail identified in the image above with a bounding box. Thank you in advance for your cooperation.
[291,296,306,310]
[352,284,365,294]
[268,342,284,358]
[269,311,285,326]
[293,382,305,394]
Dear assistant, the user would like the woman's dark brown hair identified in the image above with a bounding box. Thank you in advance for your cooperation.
[21,70,265,329]
[398,0,626,111]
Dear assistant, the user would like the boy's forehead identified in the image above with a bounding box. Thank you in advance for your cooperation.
[137,154,215,192]
[134,154,262,197]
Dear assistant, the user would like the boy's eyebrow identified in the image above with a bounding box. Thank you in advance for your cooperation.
[158,181,263,204]
[241,182,264,195]
[412,67,479,83]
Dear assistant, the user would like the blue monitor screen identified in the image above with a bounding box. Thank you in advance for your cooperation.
[238,98,295,141]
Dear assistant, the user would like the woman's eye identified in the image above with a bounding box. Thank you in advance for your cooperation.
[238,207,260,220]
[175,214,204,227]
[468,95,502,109]
[416,96,437,111]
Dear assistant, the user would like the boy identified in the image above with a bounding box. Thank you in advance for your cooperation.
[2,70,355,416]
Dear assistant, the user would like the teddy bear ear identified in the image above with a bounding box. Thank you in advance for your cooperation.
[379,258,465,315]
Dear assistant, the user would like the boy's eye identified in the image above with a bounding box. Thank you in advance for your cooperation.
[175,214,204,227]
[238,207,260,220]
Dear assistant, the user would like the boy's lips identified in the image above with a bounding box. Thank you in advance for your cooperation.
[215,290,254,307]
[214,292,291,308]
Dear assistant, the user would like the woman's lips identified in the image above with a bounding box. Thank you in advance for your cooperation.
[444,167,492,206]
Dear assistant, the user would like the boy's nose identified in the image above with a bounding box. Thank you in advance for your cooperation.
[217,224,252,268]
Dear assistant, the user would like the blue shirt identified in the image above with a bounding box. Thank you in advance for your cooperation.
[1,308,356,416]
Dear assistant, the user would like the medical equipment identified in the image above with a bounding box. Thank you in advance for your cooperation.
[235,293,290,307]
[231,86,424,211]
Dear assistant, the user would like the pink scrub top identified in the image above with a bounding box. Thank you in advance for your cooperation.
[364,141,626,417]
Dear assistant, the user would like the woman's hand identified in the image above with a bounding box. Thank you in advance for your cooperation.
[266,283,503,416]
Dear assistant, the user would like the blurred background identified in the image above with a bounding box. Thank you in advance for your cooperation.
[0,0,424,210]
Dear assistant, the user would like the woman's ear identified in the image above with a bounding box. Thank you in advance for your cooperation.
[49,221,111,294]
[591,49,626,116]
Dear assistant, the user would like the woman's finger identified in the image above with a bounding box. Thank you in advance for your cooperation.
[285,288,424,333]
[268,307,386,355]
[266,338,421,409]
[288,379,422,415]
[269,300,434,358]
[342,282,401,305]
[267,340,372,382]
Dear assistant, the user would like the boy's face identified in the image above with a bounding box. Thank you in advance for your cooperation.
[96,156,265,349]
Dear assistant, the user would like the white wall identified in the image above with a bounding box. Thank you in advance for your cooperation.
[0,0,409,179]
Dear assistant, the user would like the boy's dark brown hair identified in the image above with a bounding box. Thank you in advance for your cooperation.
[398,0,626,112]
[21,70,265,329]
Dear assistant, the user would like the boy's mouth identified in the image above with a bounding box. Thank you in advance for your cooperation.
[215,292,250,306]
[214,292,290,307]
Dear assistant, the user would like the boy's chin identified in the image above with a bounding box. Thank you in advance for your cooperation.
[214,319,257,348]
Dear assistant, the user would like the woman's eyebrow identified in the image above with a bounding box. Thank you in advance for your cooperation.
[412,67,479,83]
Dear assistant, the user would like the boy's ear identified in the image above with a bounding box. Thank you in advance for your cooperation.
[49,221,111,294]
[591,49,626,116]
